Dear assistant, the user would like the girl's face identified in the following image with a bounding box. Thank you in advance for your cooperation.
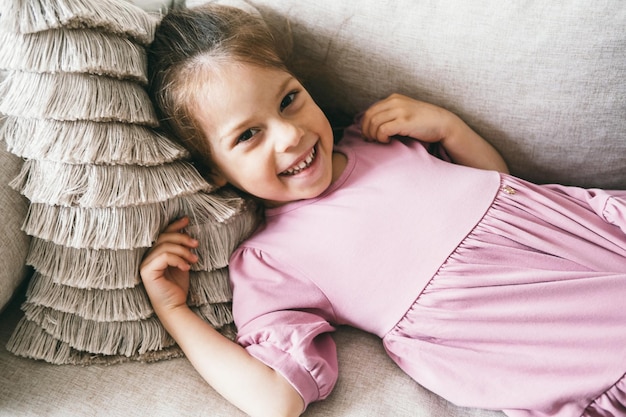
[193,62,337,207]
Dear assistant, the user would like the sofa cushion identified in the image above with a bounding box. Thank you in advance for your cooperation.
[203,0,626,189]
[0,294,504,417]
[0,136,30,313]
[0,68,30,311]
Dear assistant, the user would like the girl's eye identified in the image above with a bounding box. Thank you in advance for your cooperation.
[280,92,297,111]
[237,128,259,144]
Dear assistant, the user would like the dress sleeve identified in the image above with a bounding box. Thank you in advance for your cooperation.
[229,246,338,408]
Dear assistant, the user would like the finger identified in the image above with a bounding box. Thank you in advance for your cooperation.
[154,231,199,249]
[361,97,393,139]
[163,216,191,233]
[361,107,382,140]
[144,241,199,265]
[373,120,395,143]
[140,251,195,280]
[361,106,375,139]
[365,109,398,142]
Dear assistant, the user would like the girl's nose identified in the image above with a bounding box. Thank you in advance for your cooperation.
[273,120,304,153]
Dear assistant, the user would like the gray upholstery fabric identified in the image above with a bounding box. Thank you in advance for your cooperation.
[0,296,503,417]
[0,128,30,313]
[217,0,626,189]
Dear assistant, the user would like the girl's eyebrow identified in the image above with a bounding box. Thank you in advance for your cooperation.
[219,75,295,143]
[274,75,296,100]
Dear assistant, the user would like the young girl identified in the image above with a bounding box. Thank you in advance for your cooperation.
[141,4,626,417]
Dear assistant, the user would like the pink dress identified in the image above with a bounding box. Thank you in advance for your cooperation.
[228,123,626,417]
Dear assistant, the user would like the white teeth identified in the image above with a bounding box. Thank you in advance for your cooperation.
[281,147,316,176]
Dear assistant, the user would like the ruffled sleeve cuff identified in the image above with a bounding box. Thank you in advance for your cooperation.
[238,319,338,409]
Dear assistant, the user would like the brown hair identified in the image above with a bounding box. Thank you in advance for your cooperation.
[147,4,294,178]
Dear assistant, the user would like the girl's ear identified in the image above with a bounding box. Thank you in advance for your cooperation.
[209,171,229,188]
[209,174,228,188]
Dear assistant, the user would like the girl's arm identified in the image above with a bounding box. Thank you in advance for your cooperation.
[360,93,509,173]
[140,217,304,417]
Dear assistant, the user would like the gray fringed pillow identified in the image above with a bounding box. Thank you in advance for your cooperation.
[0,0,259,365]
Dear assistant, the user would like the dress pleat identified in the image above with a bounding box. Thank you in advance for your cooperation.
[384,175,626,417]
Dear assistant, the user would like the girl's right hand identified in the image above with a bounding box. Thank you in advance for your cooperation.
[141,221,305,417]
[140,217,199,316]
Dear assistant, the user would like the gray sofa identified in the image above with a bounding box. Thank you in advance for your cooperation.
[1,1,624,416]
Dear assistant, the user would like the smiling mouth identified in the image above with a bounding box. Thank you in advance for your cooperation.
[280,146,317,176]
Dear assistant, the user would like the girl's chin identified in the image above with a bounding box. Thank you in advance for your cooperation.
[265,179,331,207]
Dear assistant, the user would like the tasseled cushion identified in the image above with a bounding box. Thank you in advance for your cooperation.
[0,0,259,365]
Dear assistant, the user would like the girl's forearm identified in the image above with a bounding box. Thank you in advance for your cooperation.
[157,306,304,417]
[441,115,510,174]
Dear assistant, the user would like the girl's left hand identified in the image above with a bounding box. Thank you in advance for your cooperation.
[361,93,456,144]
